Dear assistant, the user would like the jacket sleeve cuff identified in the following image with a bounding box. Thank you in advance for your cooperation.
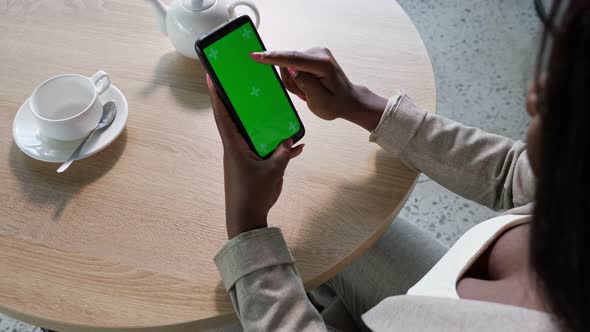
[369,92,428,157]
[214,227,295,291]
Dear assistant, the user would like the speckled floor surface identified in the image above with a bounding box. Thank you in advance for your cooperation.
[1,1,541,331]
[396,0,540,246]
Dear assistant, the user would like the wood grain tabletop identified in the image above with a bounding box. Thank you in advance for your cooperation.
[0,0,435,330]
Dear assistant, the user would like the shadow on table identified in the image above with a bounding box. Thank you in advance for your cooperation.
[141,51,211,112]
[213,280,241,330]
[291,150,414,289]
[9,129,128,221]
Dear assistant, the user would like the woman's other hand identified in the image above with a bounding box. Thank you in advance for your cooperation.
[207,76,304,239]
[250,48,388,132]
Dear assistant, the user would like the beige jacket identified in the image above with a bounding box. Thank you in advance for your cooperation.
[214,94,558,331]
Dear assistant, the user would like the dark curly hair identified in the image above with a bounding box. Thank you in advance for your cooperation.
[531,0,590,331]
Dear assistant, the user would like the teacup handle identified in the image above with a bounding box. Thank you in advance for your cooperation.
[91,70,111,95]
[228,0,260,28]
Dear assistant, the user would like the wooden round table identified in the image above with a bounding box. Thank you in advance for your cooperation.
[0,0,435,330]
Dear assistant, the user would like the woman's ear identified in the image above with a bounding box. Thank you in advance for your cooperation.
[526,74,547,117]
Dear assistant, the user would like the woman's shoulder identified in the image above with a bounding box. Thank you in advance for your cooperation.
[362,295,558,332]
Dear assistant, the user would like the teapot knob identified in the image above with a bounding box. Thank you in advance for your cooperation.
[228,0,260,28]
[181,0,215,11]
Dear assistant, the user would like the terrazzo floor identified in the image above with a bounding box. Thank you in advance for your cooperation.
[1,0,541,330]
[396,0,540,246]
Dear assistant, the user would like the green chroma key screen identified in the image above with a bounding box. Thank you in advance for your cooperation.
[204,22,301,158]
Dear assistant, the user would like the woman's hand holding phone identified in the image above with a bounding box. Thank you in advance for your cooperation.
[208,46,383,239]
[250,48,388,132]
[207,76,304,239]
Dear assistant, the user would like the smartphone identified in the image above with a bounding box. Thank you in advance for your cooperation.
[195,15,305,159]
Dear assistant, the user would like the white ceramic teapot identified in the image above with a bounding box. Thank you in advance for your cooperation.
[147,0,260,59]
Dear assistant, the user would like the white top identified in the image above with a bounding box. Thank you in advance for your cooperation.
[407,214,532,298]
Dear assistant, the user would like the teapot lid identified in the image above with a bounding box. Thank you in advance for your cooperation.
[181,0,216,11]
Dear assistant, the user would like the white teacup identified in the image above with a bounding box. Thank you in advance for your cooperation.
[30,71,111,141]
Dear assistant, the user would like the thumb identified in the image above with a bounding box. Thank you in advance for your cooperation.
[292,72,331,101]
[268,139,293,170]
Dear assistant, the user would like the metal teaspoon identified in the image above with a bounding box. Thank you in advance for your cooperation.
[57,101,117,173]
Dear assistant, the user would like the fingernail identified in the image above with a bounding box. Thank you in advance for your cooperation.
[298,94,307,101]
[288,67,298,77]
[206,74,212,85]
[250,52,264,60]
[286,138,294,148]
[296,79,305,89]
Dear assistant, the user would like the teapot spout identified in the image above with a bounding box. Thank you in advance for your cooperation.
[146,0,168,36]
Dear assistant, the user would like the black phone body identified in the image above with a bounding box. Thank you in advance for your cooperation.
[195,15,305,159]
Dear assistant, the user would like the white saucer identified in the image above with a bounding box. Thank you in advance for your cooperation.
[13,84,128,163]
